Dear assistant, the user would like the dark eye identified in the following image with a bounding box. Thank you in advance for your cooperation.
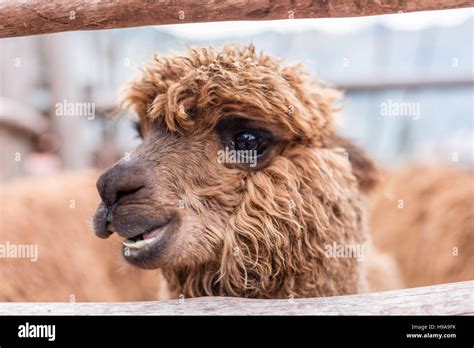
[234,131,258,151]
[233,130,269,156]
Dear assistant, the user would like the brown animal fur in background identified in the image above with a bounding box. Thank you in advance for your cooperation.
[370,166,474,288]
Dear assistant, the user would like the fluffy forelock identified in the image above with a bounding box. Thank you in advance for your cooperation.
[122,44,341,141]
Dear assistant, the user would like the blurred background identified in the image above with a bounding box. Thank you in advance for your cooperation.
[0,8,472,182]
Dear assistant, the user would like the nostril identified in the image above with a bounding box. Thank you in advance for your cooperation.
[115,190,127,204]
[114,186,144,205]
[105,207,111,223]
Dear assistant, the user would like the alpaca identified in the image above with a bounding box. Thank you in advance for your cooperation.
[0,171,161,301]
[0,45,402,302]
[92,45,402,299]
[369,166,474,288]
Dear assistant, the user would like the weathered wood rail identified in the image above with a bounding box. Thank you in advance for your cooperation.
[1,281,472,315]
[1,0,473,39]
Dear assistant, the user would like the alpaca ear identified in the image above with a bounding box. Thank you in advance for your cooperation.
[329,134,380,193]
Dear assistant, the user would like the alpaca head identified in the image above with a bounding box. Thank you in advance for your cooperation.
[93,45,378,298]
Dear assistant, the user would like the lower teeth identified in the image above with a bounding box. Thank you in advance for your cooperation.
[122,225,168,250]
[123,236,156,250]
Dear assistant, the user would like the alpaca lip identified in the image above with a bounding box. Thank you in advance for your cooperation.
[118,214,177,269]
[122,224,169,250]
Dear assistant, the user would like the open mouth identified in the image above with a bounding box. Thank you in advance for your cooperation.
[122,225,168,250]
[121,224,170,251]
[99,211,177,269]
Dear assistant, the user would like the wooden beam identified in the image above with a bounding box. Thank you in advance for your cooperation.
[0,0,473,39]
[0,281,472,315]
[338,76,474,92]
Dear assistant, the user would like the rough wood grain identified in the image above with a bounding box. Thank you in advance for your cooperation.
[0,281,472,315]
[0,0,473,39]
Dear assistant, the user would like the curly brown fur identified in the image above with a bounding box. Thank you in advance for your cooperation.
[91,45,395,299]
